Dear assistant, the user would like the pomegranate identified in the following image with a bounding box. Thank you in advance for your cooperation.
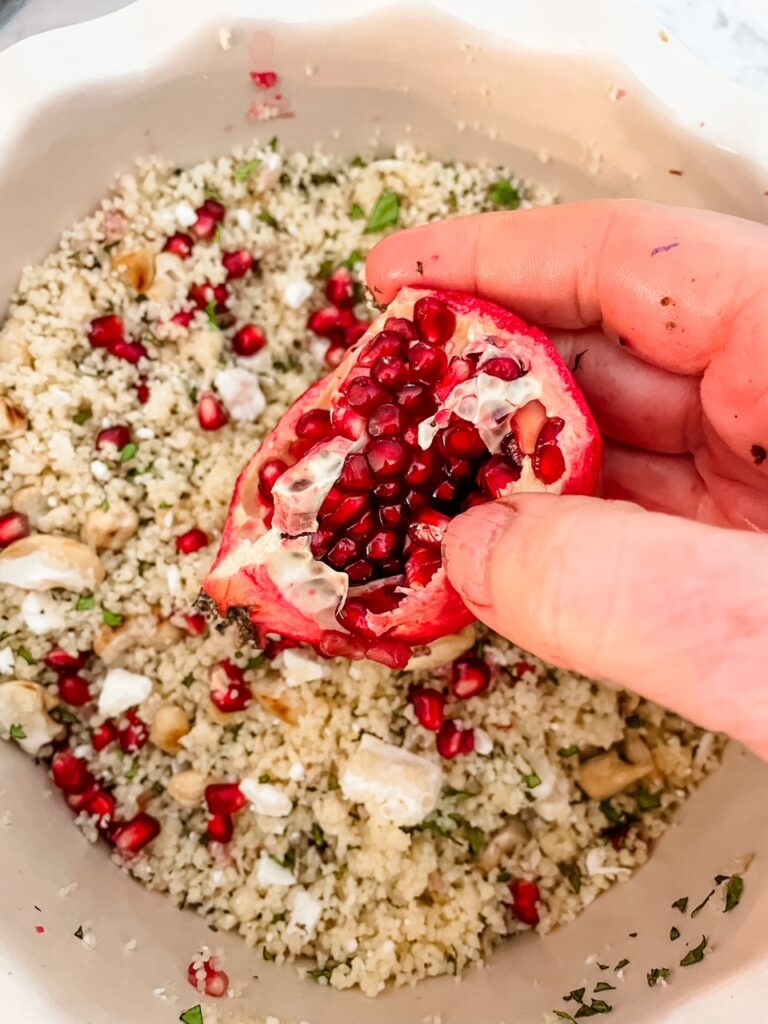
[205,783,247,815]
[250,70,278,89]
[232,324,266,357]
[45,647,89,671]
[163,232,194,259]
[95,425,131,452]
[83,788,117,824]
[92,720,118,751]
[88,314,125,349]
[410,687,446,731]
[207,813,234,844]
[198,392,229,431]
[136,378,150,404]
[191,199,226,241]
[510,879,541,926]
[57,673,92,707]
[111,812,161,854]
[187,957,230,997]
[176,528,209,554]
[118,710,149,753]
[202,288,600,668]
[450,657,491,700]
[222,250,255,280]
[436,720,475,759]
[182,613,208,636]
[0,511,30,549]
[209,660,252,713]
[51,751,92,794]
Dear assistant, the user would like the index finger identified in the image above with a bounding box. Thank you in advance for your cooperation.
[365,199,768,376]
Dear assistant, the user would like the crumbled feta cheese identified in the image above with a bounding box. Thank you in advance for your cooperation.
[124,937,137,952]
[0,648,14,674]
[97,668,153,717]
[473,727,494,756]
[279,647,328,685]
[214,368,266,422]
[59,882,79,898]
[235,208,253,231]
[281,277,314,309]
[166,565,182,596]
[135,426,155,440]
[340,735,443,826]
[288,762,305,781]
[585,847,631,878]
[240,779,292,817]
[288,889,322,939]
[21,592,66,635]
[90,459,111,482]
[255,850,296,887]
[175,201,197,227]
[259,151,283,190]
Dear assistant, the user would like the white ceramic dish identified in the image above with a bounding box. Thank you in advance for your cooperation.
[1,1,768,1021]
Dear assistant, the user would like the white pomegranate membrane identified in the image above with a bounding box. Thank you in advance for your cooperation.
[203,288,601,666]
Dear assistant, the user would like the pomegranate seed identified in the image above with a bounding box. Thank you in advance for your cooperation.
[515,661,537,679]
[189,281,224,309]
[367,530,400,562]
[344,320,369,347]
[445,455,474,481]
[373,481,403,501]
[210,661,252,713]
[207,813,234,844]
[330,403,367,441]
[461,490,488,511]
[337,453,373,492]
[307,306,348,340]
[345,377,388,414]
[413,296,456,344]
[45,647,89,671]
[533,418,566,484]
[383,316,418,340]
[436,357,473,401]
[325,266,355,308]
[84,788,116,823]
[327,537,360,569]
[404,449,440,490]
[118,711,149,753]
[188,958,230,997]
[405,547,442,588]
[366,638,411,670]
[198,392,229,431]
[336,598,375,637]
[478,455,521,498]
[95,424,131,452]
[408,342,448,383]
[408,509,450,547]
[365,585,403,613]
[136,378,150,404]
[310,528,334,558]
[405,490,431,514]
[51,752,92,794]
[378,503,404,529]
[110,339,148,364]
[347,510,376,541]
[205,782,247,815]
[176,528,209,554]
[368,404,405,438]
[397,382,434,415]
[111,812,161,854]
[482,356,525,381]
[436,720,475,759]
[191,199,226,239]
[0,511,30,549]
[222,249,254,280]
[434,480,458,504]
[358,331,405,368]
[92,720,118,751]
[163,233,194,259]
[258,458,288,501]
[451,657,491,700]
[365,439,408,478]
[171,310,194,328]
[510,879,541,926]
[346,559,374,582]
[232,323,266,356]
[442,422,485,458]
[296,408,333,442]
[57,674,92,707]
[322,493,368,530]
[88,314,125,349]
[250,70,278,88]
[180,613,207,636]
[371,355,409,391]
[410,687,446,731]
[500,429,524,467]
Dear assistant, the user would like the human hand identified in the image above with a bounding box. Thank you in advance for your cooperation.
[367,200,768,759]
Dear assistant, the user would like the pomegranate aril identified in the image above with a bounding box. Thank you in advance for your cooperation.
[207,813,234,844]
[296,408,333,442]
[198,392,229,431]
[405,489,431,514]
[408,509,450,547]
[325,342,346,368]
[118,711,149,753]
[88,314,125,349]
[410,687,446,732]
[366,638,411,670]
[436,357,473,401]
[232,323,266,356]
[405,547,441,588]
[308,305,356,339]
[371,355,408,391]
[482,356,525,381]
[397,382,434,416]
[188,959,230,998]
[346,559,374,583]
[210,661,252,713]
[57,674,92,707]
[205,782,247,815]
[378,503,404,529]
[322,493,368,530]
[191,199,226,240]
[92,720,118,751]
[373,481,403,501]
[84,788,116,823]
[442,422,485,458]
[510,879,541,926]
[434,480,459,505]
[336,598,376,638]
[537,417,565,445]
[451,656,491,700]
[344,320,369,348]
[111,812,161,854]
[367,530,400,562]
[338,454,374,493]
[258,458,289,501]
[325,266,355,308]
[0,511,30,548]
[408,342,448,384]
[310,528,334,559]
[222,249,255,280]
[45,647,89,671]
[171,310,194,329]
[478,455,521,498]
[436,720,474,759]
[357,331,405,368]
[176,528,209,554]
[365,585,403,613]
[500,429,524,466]
[163,233,194,259]
[534,445,565,484]
[368,404,405,439]
[345,377,388,414]
[95,424,131,451]
[136,378,150,404]
[366,439,408,478]
[461,490,488,512]
[51,751,92,794]
[331,403,367,441]
[110,339,148,364]
[327,537,360,569]
[413,296,456,344]
[383,316,418,340]
[444,455,474,482]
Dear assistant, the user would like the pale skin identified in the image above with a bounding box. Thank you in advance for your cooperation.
[366,200,768,760]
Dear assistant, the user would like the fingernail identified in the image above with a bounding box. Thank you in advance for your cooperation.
[442,501,515,608]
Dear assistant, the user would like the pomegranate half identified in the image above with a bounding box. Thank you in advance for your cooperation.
[202,287,601,668]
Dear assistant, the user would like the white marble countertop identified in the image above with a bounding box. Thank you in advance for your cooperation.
[1,0,768,94]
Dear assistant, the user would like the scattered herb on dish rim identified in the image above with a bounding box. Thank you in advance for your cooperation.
[487,178,521,209]
[563,987,585,1003]
[670,925,680,941]
[17,645,35,664]
[74,924,84,940]
[553,1013,577,1023]
[9,723,26,741]
[679,935,707,967]
[671,896,689,913]
[179,1007,204,1024]
[364,190,400,233]
[262,947,276,962]
[614,958,629,971]
[725,874,744,912]
[594,982,615,993]
[119,441,138,463]
[234,157,262,182]
[691,889,715,918]
[416,260,424,275]
[647,966,671,987]
[558,744,579,758]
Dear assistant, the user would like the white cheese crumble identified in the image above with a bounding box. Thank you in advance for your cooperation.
[214,368,266,422]
[175,201,197,227]
[90,459,111,482]
[340,735,443,826]
[281,277,314,309]
[288,889,322,939]
[97,668,153,717]
[473,727,494,756]
[166,565,182,596]
[255,850,296,887]
[235,208,253,231]
[288,762,306,781]
[21,592,66,635]
[280,648,328,686]
[585,847,631,878]
[240,779,292,817]
[0,648,14,674]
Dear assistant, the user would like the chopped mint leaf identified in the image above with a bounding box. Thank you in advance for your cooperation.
[119,442,138,463]
[442,786,472,801]
[99,499,109,512]
[599,800,632,826]
[351,154,367,167]
[463,822,486,854]
[691,889,715,918]
[670,926,680,941]
[215,223,224,244]
[72,406,92,425]
[487,179,521,209]
[181,673,194,688]
[344,249,363,269]
[152,780,165,796]
[179,1007,204,1024]
[364,191,400,233]
[246,655,265,670]
[308,961,339,982]
[205,300,220,330]
[725,874,744,912]
[309,822,327,850]
[124,760,139,781]
[270,848,297,871]
[234,157,262,182]
[349,203,365,219]
[574,999,612,1017]
[318,258,334,280]
[258,773,272,784]
[9,723,26,741]
[554,1014,578,1023]
[262,947,276,961]
[614,958,629,971]
[714,873,729,884]
[671,896,689,913]
[594,982,615,993]
[258,210,278,228]
[412,814,459,844]
[520,770,542,788]
[560,862,581,894]
[647,967,671,987]
[203,185,223,200]
[269,135,279,151]
[636,788,662,811]
[74,925,84,940]
[680,936,707,967]
[596,963,609,971]
[558,745,579,758]
[564,987,585,1003]
[102,608,123,628]
[17,646,35,665]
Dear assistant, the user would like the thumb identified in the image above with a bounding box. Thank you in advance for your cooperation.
[443,493,768,759]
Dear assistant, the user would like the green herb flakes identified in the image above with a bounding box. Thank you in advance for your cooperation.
[520,770,542,788]
[691,889,715,918]
[671,896,689,913]
[205,300,220,330]
[181,673,194,688]
[309,822,327,850]
[351,154,367,167]
[364,191,400,233]
[262,947,276,962]
[234,157,262,182]
[74,925,84,940]
[635,788,662,811]
[670,926,680,941]
[564,987,585,1003]
[124,760,139,781]
[258,209,278,228]
[72,406,92,425]
[558,745,579,758]
[647,967,671,987]
[614,958,629,971]
[574,999,613,1017]
[560,862,582,894]
[102,608,123,628]
[179,1006,204,1024]
[487,179,521,209]
[594,982,615,993]
[9,723,26,741]
[246,655,266,671]
[725,874,744,912]
[349,203,365,219]
[203,185,223,200]
[119,441,138,463]
[442,786,472,801]
[680,935,707,967]
[554,1014,578,1024]
[258,773,272,784]
[17,645,35,664]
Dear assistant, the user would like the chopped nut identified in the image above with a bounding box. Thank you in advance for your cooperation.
[577,749,652,800]
[154,619,184,650]
[478,819,529,870]
[618,691,641,717]
[167,768,206,807]
[82,500,139,551]
[624,730,653,766]
[112,248,156,293]
[147,252,184,303]
[255,689,303,725]
[0,680,63,754]
[12,486,49,528]
[405,625,477,672]
[150,704,191,754]
[0,396,27,438]
[180,328,223,371]
[0,534,105,592]
[93,614,181,664]
[0,317,32,366]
